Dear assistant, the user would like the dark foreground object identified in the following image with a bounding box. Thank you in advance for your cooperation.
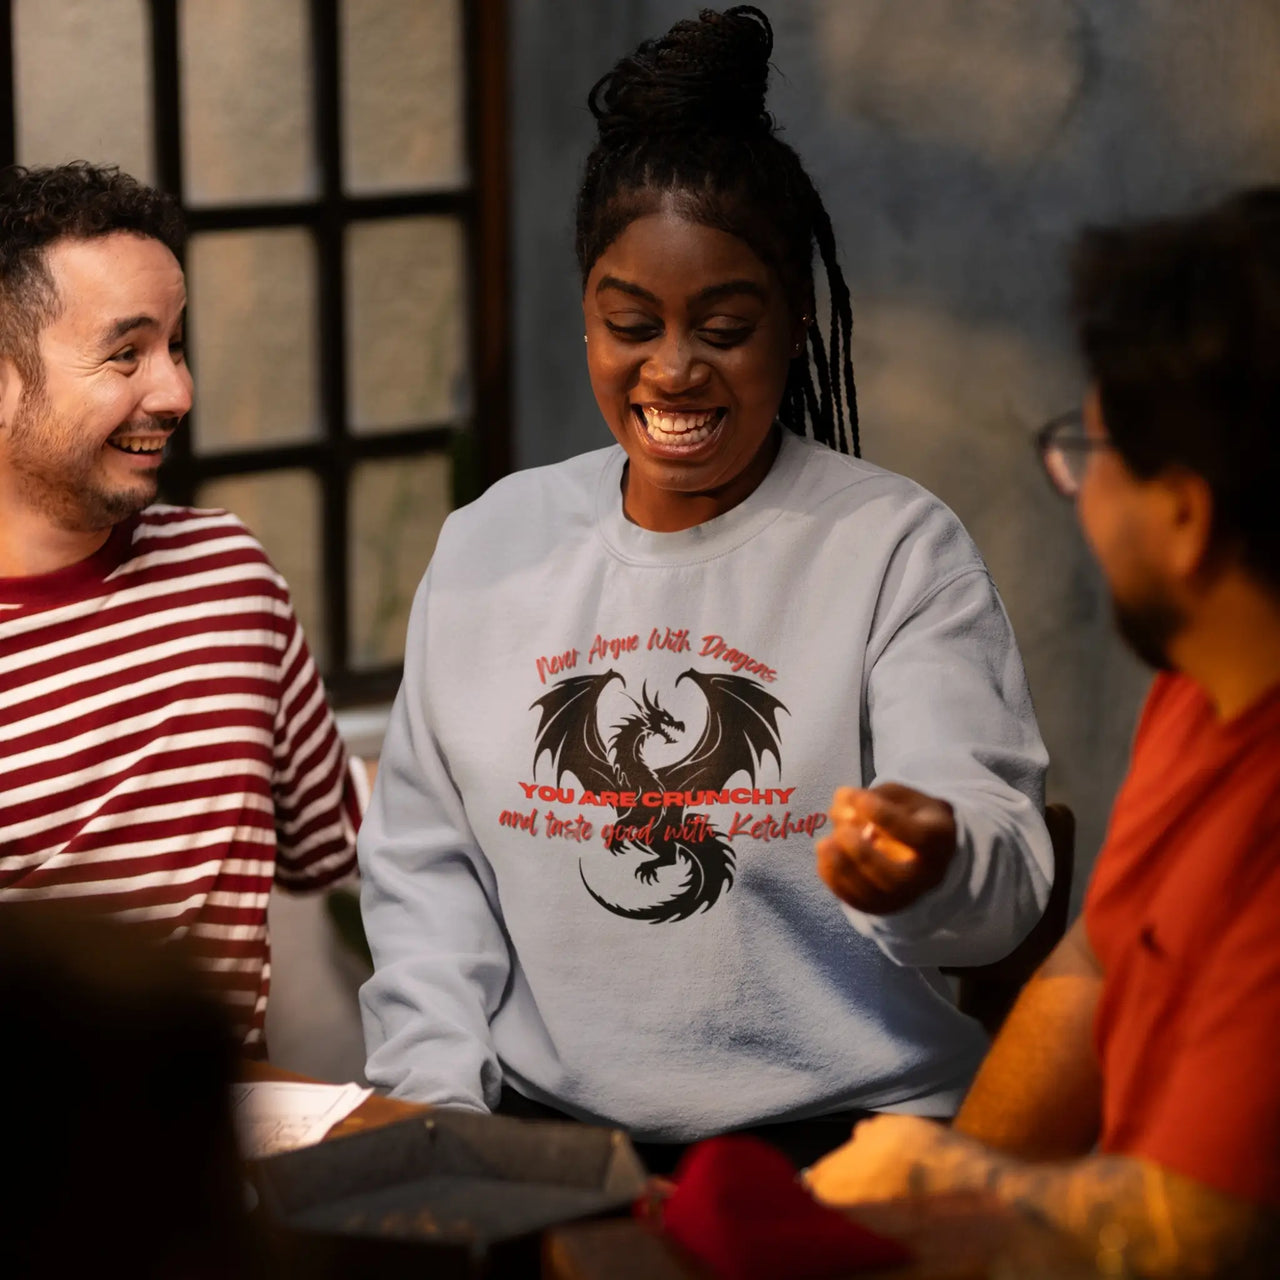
[251,1109,647,1279]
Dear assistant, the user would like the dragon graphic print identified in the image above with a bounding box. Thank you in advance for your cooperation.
[495,626,833,923]
[523,664,793,923]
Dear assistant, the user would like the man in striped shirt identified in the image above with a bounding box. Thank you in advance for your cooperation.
[0,162,367,1054]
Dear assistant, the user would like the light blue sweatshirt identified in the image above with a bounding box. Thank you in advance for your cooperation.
[359,432,1052,1142]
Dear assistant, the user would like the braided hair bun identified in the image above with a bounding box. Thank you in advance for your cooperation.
[575,6,860,456]
[588,6,775,147]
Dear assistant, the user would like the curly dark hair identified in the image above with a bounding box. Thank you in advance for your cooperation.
[1072,187,1280,595]
[0,162,185,389]
[575,6,860,456]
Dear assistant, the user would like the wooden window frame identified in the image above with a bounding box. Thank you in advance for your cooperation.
[0,0,511,705]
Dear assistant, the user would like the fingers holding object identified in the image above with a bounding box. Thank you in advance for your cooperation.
[816,831,915,912]
[829,786,920,852]
[827,798,920,871]
[829,785,874,828]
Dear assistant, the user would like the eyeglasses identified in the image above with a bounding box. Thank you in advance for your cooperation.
[1035,409,1113,499]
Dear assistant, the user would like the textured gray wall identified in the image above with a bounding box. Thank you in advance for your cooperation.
[511,0,1280,910]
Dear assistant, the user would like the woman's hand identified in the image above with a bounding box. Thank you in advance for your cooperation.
[815,783,956,914]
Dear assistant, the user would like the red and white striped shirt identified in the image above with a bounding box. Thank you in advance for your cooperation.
[0,507,365,1051]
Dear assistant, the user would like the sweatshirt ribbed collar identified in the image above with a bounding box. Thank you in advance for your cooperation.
[595,428,811,566]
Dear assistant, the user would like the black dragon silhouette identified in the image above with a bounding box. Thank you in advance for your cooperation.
[530,668,786,922]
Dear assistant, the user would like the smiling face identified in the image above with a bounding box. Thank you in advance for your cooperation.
[583,208,803,531]
[0,231,192,536]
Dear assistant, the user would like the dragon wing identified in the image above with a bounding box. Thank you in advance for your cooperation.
[530,670,623,794]
[663,669,787,793]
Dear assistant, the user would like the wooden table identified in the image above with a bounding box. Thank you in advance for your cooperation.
[241,1066,1100,1279]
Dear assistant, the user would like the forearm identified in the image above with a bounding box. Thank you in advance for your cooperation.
[358,643,510,1107]
[849,556,1053,966]
[955,971,1102,1158]
[359,840,510,1108]
[908,1138,1264,1279]
[361,952,504,1108]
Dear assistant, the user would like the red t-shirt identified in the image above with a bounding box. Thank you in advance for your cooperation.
[1086,672,1280,1206]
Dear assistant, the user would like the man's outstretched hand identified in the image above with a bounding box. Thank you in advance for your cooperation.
[815,783,957,914]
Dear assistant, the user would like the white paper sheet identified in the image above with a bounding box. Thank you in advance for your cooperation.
[232,1080,372,1159]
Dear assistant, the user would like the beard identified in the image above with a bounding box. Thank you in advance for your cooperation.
[8,386,164,532]
[1111,585,1185,672]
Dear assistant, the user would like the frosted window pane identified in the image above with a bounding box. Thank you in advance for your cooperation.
[180,0,314,204]
[346,217,469,433]
[197,470,326,669]
[349,453,450,668]
[341,0,466,194]
[187,229,320,452]
[13,0,152,181]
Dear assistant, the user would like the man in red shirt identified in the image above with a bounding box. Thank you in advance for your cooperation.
[808,190,1280,1275]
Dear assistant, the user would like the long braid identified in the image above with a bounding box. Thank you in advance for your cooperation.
[812,199,860,456]
[575,5,861,457]
[805,314,836,450]
[799,356,823,437]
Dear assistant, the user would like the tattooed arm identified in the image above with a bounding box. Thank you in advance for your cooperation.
[953,916,1104,1159]
[806,1115,1271,1278]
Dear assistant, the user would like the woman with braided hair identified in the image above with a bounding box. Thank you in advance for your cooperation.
[576,4,858,462]
[359,6,1052,1171]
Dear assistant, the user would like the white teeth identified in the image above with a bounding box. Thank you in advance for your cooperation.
[640,408,720,446]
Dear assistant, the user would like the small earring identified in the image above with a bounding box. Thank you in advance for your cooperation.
[583,333,588,344]
[794,315,811,355]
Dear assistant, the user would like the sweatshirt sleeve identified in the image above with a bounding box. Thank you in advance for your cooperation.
[839,507,1053,968]
[358,567,511,1109]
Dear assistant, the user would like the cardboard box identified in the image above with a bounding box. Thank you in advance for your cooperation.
[252,1110,647,1278]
